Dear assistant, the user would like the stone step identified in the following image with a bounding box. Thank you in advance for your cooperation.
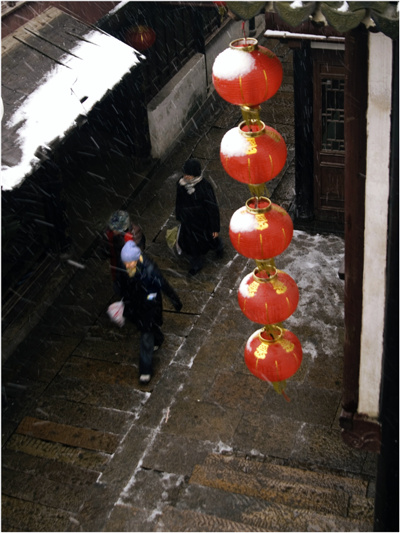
[2,494,75,532]
[2,448,100,486]
[202,453,369,497]
[190,462,348,517]
[2,466,86,513]
[177,483,373,532]
[5,433,110,471]
[187,454,374,530]
[156,505,266,532]
[16,416,119,453]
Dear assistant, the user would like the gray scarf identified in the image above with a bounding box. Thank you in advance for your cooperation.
[179,173,203,195]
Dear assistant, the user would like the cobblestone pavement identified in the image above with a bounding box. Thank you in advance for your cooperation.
[2,37,377,532]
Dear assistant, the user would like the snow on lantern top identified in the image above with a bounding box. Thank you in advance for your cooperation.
[212,38,283,107]
[212,47,255,81]
[220,127,250,158]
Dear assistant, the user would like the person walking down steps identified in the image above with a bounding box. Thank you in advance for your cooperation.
[175,158,223,275]
[115,240,182,385]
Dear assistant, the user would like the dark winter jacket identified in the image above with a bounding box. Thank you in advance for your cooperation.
[115,254,182,332]
[175,176,220,256]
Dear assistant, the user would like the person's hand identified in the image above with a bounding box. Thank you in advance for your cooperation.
[173,299,183,312]
[212,232,219,239]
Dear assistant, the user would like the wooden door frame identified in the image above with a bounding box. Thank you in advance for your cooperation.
[312,48,345,225]
[339,27,381,452]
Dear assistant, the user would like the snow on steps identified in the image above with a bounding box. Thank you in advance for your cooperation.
[167,453,374,532]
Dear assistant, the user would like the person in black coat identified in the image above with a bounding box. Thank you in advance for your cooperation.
[115,240,182,385]
[175,158,223,275]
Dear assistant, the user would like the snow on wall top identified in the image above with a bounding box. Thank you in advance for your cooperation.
[1,16,143,191]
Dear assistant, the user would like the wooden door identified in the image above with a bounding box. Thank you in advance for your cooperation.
[313,49,345,225]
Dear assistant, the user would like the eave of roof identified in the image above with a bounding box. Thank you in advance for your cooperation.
[225,1,399,40]
[1,6,144,191]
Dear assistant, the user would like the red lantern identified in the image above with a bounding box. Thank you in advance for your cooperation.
[220,121,287,185]
[212,38,283,107]
[125,26,156,51]
[238,267,299,325]
[229,197,293,260]
[245,325,302,396]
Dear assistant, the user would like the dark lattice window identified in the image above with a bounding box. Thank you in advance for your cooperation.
[321,78,345,152]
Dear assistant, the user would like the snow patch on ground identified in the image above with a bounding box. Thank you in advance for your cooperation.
[280,230,345,361]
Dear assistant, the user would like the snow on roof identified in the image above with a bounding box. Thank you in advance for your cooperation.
[1,12,143,191]
[107,0,132,17]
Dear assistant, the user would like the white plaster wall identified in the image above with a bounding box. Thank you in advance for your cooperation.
[147,53,207,159]
[358,32,393,417]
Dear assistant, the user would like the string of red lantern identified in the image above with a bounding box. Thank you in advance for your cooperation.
[212,34,302,399]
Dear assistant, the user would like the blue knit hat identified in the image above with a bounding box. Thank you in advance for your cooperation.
[121,240,141,263]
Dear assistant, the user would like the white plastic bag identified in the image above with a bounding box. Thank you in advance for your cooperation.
[107,300,125,327]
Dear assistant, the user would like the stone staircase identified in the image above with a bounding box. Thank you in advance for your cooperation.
[158,453,375,532]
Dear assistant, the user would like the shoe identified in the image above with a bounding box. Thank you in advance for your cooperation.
[154,336,164,352]
[139,374,151,384]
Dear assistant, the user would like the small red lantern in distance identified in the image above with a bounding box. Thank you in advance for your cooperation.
[229,197,293,260]
[245,325,302,397]
[212,38,283,107]
[125,25,156,51]
[221,121,287,185]
[238,267,299,325]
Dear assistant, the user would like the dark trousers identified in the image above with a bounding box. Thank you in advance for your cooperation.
[189,236,224,272]
[210,236,224,256]
[139,324,164,375]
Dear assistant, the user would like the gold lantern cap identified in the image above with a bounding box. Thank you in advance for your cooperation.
[230,38,258,52]
[252,266,278,283]
[245,196,271,214]
[238,120,265,138]
[259,324,283,343]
